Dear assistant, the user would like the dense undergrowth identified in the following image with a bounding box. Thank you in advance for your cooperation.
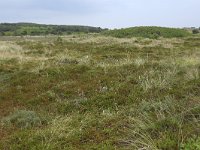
[0,34,200,149]
[103,26,191,39]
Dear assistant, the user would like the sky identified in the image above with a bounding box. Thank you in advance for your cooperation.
[0,0,199,28]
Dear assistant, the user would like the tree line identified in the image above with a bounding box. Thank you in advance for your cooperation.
[0,23,107,36]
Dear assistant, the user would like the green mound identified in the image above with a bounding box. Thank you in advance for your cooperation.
[103,26,191,39]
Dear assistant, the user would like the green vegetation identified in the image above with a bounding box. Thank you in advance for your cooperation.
[0,23,105,36]
[1,110,44,129]
[192,29,200,34]
[103,26,191,39]
[0,33,200,149]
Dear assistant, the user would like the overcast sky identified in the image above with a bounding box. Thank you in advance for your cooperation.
[0,0,199,28]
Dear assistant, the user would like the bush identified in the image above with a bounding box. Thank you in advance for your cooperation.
[1,110,42,129]
[54,37,63,45]
[192,29,200,34]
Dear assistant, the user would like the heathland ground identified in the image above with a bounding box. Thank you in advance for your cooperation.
[1,32,200,149]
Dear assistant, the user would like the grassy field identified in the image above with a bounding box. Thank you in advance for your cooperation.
[0,34,200,149]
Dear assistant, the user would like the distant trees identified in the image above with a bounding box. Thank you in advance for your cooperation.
[0,23,105,36]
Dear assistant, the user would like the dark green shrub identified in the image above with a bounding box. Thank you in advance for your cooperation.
[192,29,200,34]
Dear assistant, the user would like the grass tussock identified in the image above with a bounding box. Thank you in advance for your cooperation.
[1,110,43,129]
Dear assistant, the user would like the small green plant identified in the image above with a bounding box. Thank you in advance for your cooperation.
[181,137,200,150]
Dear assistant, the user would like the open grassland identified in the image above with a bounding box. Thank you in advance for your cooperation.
[0,34,200,149]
